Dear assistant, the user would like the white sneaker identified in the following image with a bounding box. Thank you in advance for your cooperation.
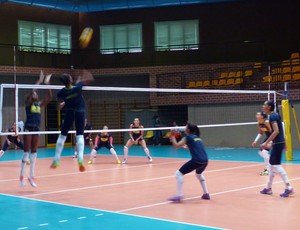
[148,156,153,162]
[122,159,127,164]
[28,177,37,187]
[0,150,4,158]
[72,153,78,158]
[20,176,26,187]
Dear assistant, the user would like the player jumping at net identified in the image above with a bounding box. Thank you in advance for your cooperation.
[168,123,210,203]
[252,111,272,176]
[50,71,94,172]
[260,100,294,197]
[88,125,121,164]
[20,74,52,187]
[0,122,24,158]
[123,118,152,164]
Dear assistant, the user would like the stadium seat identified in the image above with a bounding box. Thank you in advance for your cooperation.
[244,70,253,77]
[253,63,262,69]
[291,52,300,59]
[212,80,219,86]
[228,72,236,78]
[236,71,243,77]
[218,79,226,86]
[203,80,210,87]
[282,66,291,74]
[292,65,300,73]
[220,72,228,78]
[235,78,243,84]
[262,75,272,82]
[283,74,291,81]
[291,59,300,65]
[226,78,235,85]
[281,60,291,66]
[144,131,153,144]
[187,81,196,88]
[293,73,300,81]
[196,81,203,87]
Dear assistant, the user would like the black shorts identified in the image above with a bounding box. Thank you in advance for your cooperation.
[61,110,85,136]
[269,142,285,165]
[179,159,208,175]
[95,142,113,151]
[24,126,40,132]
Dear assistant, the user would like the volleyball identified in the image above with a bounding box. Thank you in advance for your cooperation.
[79,27,93,48]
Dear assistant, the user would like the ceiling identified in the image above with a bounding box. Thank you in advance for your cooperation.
[1,0,236,12]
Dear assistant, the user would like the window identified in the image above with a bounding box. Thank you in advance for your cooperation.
[18,20,71,54]
[100,23,142,54]
[155,20,199,51]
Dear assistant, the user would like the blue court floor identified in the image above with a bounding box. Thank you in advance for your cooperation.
[1,145,299,230]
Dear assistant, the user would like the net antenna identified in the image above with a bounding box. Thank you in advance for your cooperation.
[0,83,277,136]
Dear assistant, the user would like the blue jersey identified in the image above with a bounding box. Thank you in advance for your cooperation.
[25,102,41,129]
[185,134,208,162]
[269,112,285,143]
[57,82,85,112]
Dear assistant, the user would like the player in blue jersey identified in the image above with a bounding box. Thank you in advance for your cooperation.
[88,125,120,164]
[260,100,294,197]
[252,111,272,176]
[123,118,152,164]
[20,76,52,187]
[168,123,210,203]
[0,122,24,157]
[50,71,94,172]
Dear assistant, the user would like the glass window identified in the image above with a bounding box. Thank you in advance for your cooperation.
[155,20,199,51]
[100,23,142,54]
[18,20,71,54]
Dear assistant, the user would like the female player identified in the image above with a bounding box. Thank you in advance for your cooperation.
[123,118,152,164]
[88,125,120,164]
[260,100,294,197]
[168,123,210,203]
[0,122,24,157]
[252,111,272,176]
[20,76,52,187]
[50,71,94,172]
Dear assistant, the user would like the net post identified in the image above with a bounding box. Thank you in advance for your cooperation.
[0,84,3,133]
[282,82,293,161]
[15,84,19,135]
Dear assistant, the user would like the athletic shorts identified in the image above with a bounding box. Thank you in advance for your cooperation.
[269,142,285,165]
[179,159,208,175]
[61,110,85,136]
[94,142,113,151]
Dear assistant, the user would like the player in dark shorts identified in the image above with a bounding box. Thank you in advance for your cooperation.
[123,118,152,164]
[88,125,120,164]
[73,118,93,158]
[0,122,24,157]
[252,111,272,176]
[168,123,210,203]
[50,71,94,172]
[20,75,52,187]
[260,100,294,197]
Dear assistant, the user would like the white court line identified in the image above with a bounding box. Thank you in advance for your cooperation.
[0,159,186,183]
[58,220,68,223]
[39,223,49,226]
[116,176,300,213]
[23,163,263,197]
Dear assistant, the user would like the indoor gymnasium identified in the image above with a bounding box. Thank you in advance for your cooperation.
[0,0,300,229]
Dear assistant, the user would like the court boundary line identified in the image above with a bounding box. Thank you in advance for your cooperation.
[0,193,223,230]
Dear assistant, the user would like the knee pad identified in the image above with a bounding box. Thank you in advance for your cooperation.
[176,170,184,184]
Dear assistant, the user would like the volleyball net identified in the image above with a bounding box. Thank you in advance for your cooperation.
[0,83,276,148]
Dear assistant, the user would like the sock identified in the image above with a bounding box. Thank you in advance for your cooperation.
[144,147,150,157]
[266,165,276,189]
[275,165,292,189]
[258,150,270,171]
[90,149,97,160]
[175,170,184,197]
[54,135,67,161]
[74,151,78,156]
[124,146,128,160]
[196,173,209,194]
[20,152,29,177]
[29,152,37,178]
[76,135,84,163]
[110,148,119,160]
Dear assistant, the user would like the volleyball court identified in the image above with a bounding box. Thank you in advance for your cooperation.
[0,76,300,230]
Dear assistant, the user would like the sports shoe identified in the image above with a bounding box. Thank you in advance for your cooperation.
[50,160,59,169]
[122,159,127,164]
[260,188,273,195]
[28,177,37,187]
[148,156,153,162]
[78,161,85,172]
[280,188,294,198]
[0,150,4,158]
[201,193,210,200]
[26,160,30,165]
[72,153,78,158]
[168,196,182,203]
[117,159,121,164]
[88,160,93,165]
[20,176,26,187]
[260,169,269,176]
